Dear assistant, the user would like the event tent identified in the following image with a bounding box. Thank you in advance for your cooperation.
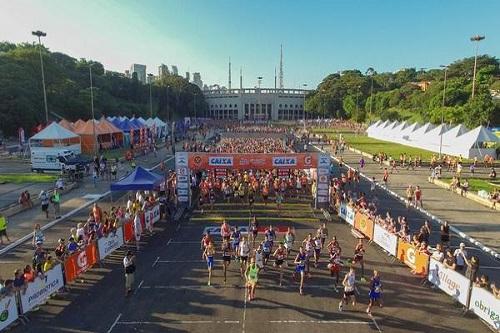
[366,121,499,158]
[29,122,81,154]
[110,166,164,191]
[59,119,75,131]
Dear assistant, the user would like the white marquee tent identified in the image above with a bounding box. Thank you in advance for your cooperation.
[366,121,499,158]
[29,122,82,154]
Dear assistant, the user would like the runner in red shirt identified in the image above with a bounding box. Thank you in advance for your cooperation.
[414,185,423,208]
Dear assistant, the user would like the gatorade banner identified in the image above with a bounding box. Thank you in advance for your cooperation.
[64,243,99,283]
[468,286,500,330]
[427,257,471,306]
[0,294,18,330]
[97,227,124,260]
[188,153,318,170]
[373,223,398,256]
[354,212,374,239]
[397,240,430,276]
[20,264,64,313]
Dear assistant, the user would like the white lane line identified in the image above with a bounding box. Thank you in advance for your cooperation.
[134,280,144,295]
[167,238,172,246]
[116,320,240,325]
[114,319,369,326]
[138,284,344,290]
[268,320,370,324]
[107,313,122,333]
[242,283,247,333]
[152,256,160,268]
[370,316,383,332]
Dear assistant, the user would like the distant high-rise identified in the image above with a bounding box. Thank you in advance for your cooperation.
[124,70,131,79]
[171,65,179,75]
[130,64,146,84]
[193,72,203,89]
[158,64,169,78]
[185,72,190,81]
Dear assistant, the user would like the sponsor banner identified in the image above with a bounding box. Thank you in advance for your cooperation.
[317,183,329,190]
[338,202,347,220]
[176,167,188,176]
[20,264,64,313]
[317,189,329,196]
[177,182,188,189]
[178,189,188,196]
[354,212,374,239]
[469,286,500,330]
[97,227,124,260]
[188,153,318,170]
[317,196,329,203]
[0,294,18,330]
[175,152,188,167]
[318,154,331,168]
[202,225,288,236]
[144,204,161,231]
[123,220,135,242]
[178,195,189,203]
[345,206,355,226]
[64,243,99,283]
[318,168,329,175]
[373,223,398,256]
[428,258,471,306]
[177,175,188,182]
[397,240,430,276]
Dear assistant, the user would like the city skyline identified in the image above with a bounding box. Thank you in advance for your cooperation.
[0,0,499,89]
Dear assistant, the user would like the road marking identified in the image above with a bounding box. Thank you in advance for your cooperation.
[268,320,370,324]
[134,280,144,295]
[176,224,181,231]
[114,319,370,326]
[370,316,383,332]
[242,283,247,333]
[167,238,172,246]
[116,320,240,325]
[107,313,122,333]
[152,256,160,268]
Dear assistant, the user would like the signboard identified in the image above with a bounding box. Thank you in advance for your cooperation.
[0,295,18,330]
[338,202,347,220]
[123,220,135,242]
[345,206,355,226]
[427,257,471,306]
[20,264,64,313]
[188,153,318,170]
[64,243,99,283]
[397,239,430,276]
[97,227,124,260]
[373,223,398,256]
[354,212,374,239]
[175,152,190,203]
[468,286,500,330]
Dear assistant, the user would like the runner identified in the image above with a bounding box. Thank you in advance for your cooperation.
[294,246,307,295]
[313,234,322,268]
[273,242,287,286]
[250,216,259,248]
[339,266,357,311]
[406,185,414,209]
[302,233,314,278]
[202,241,216,286]
[261,238,272,267]
[283,227,295,258]
[245,257,259,301]
[221,239,232,285]
[230,226,241,258]
[255,244,264,270]
[383,167,389,186]
[318,222,329,249]
[366,270,383,315]
[220,220,231,242]
[352,239,366,279]
[328,245,342,292]
[264,225,277,251]
[275,191,284,211]
[414,185,423,208]
[239,236,251,277]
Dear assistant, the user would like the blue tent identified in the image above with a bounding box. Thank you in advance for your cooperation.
[110,166,164,191]
[130,118,145,129]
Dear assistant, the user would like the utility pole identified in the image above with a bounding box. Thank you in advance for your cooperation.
[89,64,97,155]
[32,30,49,124]
[470,35,485,99]
[148,73,154,118]
[439,65,448,159]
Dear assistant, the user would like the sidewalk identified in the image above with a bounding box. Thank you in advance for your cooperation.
[331,147,500,253]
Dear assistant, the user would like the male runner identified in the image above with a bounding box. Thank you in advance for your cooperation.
[239,236,251,277]
[294,246,307,295]
[245,257,259,301]
[202,241,216,286]
[221,239,232,285]
[273,243,287,286]
[366,270,383,315]
[339,266,356,311]
[283,227,295,258]
[328,246,342,292]
[318,222,329,249]
[352,239,366,279]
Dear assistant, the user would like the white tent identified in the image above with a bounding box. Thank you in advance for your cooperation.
[29,122,81,154]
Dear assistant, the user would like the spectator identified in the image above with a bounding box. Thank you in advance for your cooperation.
[55,177,64,190]
[440,221,450,246]
[23,265,36,282]
[43,255,56,272]
[491,282,500,299]
[453,243,468,272]
[474,274,490,289]
[489,167,497,180]
[443,249,456,270]
[123,250,136,296]
[67,237,79,253]
[32,223,45,248]
[0,212,10,245]
[465,255,479,283]
[431,243,445,262]
[55,238,68,261]
[0,279,14,296]
[32,243,47,274]
[13,269,26,293]
[39,190,50,219]
[460,179,469,197]
[76,223,86,243]
[51,188,62,218]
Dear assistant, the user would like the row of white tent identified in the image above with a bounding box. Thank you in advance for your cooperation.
[366,120,499,158]
[107,116,169,138]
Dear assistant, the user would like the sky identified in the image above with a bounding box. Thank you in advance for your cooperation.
[0,0,499,89]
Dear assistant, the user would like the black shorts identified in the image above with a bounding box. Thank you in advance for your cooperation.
[240,256,248,263]
[315,249,321,256]
[252,230,258,236]
[223,255,231,263]
[264,252,271,259]
[275,259,284,266]
[42,204,49,212]
[0,229,7,237]
[344,290,355,297]
[262,195,268,200]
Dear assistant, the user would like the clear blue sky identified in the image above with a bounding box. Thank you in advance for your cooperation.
[0,0,499,89]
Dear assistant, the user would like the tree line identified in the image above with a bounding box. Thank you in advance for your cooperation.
[0,42,207,136]
[305,55,500,127]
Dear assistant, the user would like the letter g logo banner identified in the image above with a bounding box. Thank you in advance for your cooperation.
[406,247,416,265]
[304,155,312,165]
[77,251,88,269]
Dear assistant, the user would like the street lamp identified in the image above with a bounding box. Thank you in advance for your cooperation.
[89,63,98,155]
[355,85,361,121]
[302,83,307,128]
[32,30,49,124]
[439,65,448,159]
[470,35,485,99]
[147,74,154,118]
[257,76,263,120]
[366,68,375,118]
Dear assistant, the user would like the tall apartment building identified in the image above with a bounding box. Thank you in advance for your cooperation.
[185,72,190,81]
[130,64,146,84]
[193,72,203,89]
[171,65,179,75]
[158,64,169,78]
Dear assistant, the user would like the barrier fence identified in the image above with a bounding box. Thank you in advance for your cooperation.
[0,203,161,332]
[335,202,500,331]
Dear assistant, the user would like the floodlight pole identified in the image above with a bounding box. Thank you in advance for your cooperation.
[32,30,49,124]
[439,65,448,159]
[470,35,485,99]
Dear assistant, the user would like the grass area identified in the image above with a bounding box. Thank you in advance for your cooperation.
[0,173,57,184]
[440,177,500,193]
[311,128,437,161]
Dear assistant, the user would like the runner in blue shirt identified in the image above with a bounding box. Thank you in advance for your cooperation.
[366,270,383,315]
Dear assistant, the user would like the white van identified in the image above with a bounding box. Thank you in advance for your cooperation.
[31,148,77,172]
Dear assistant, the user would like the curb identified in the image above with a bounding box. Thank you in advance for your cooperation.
[430,178,499,211]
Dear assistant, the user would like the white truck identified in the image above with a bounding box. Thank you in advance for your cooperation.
[31,148,87,174]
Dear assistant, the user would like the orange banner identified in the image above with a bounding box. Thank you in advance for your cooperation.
[123,220,135,243]
[354,212,374,239]
[64,242,99,283]
[397,239,430,276]
[188,153,319,170]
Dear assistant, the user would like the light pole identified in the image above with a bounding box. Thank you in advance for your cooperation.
[32,30,49,124]
[355,85,361,121]
[366,68,375,118]
[257,76,263,121]
[470,35,485,99]
[439,65,448,159]
[89,63,98,155]
[147,73,154,118]
[302,83,307,128]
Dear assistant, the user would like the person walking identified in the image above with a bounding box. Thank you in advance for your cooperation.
[123,251,136,295]
[39,190,50,219]
[51,189,62,218]
[0,213,11,245]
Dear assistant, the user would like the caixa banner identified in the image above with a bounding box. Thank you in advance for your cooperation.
[188,153,318,170]
[20,264,64,313]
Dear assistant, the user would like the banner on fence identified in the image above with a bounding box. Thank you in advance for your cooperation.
[20,264,64,313]
[468,285,500,330]
[427,258,471,306]
[0,295,18,330]
[338,202,347,220]
[373,223,398,256]
[64,243,99,283]
[354,212,374,239]
[123,220,134,242]
[97,227,124,260]
[345,205,355,226]
[397,240,429,276]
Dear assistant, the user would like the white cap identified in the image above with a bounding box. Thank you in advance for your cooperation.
[460,242,465,248]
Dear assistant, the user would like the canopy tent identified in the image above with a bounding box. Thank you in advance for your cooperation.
[74,119,86,129]
[366,121,499,158]
[29,122,81,154]
[110,166,164,191]
[74,119,125,153]
[59,119,75,131]
[145,117,168,138]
